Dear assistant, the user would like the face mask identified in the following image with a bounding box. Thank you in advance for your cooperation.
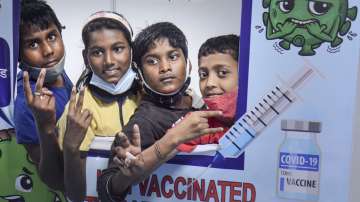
[89,67,136,95]
[19,54,65,84]
[203,88,238,124]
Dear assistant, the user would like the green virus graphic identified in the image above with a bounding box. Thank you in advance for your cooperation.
[0,135,67,202]
[262,0,358,56]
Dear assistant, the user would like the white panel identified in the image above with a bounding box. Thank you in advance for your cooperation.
[47,0,241,95]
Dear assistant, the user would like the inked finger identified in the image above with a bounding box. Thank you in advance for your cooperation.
[68,87,77,114]
[23,71,33,104]
[76,87,85,114]
[35,68,46,93]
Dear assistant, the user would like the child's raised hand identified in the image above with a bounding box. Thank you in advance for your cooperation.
[167,110,224,145]
[112,124,145,177]
[63,87,92,151]
[23,69,56,134]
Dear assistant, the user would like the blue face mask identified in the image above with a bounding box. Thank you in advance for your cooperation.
[19,55,65,84]
[89,67,136,95]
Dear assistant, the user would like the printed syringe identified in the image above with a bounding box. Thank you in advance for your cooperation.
[217,65,316,158]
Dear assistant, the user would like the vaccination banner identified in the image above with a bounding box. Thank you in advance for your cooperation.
[0,0,18,130]
[123,0,360,202]
[0,1,67,201]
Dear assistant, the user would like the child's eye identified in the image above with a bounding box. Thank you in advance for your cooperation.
[48,34,56,42]
[114,46,125,53]
[91,49,103,57]
[218,69,229,78]
[145,57,158,65]
[169,52,179,61]
[198,70,208,79]
[28,42,39,49]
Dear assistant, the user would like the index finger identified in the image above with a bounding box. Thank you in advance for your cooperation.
[129,124,141,148]
[199,110,223,118]
[68,87,77,114]
[115,132,130,148]
[23,71,33,104]
[35,68,46,93]
[75,87,85,113]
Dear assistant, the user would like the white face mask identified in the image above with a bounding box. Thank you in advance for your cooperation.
[89,67,136,95]
[19,55,65,84]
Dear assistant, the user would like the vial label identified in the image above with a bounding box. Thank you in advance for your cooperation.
[278,152,320,195]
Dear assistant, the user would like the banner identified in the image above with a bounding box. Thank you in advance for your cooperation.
[0,0,18,129]
[123,0,360,201]
[0,1,68,201]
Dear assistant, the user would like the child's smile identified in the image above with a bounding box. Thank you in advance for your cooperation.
[86,29,131,84]
[198,53,238,98]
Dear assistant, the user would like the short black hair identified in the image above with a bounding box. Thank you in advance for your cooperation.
[20,0,63,38]
[133,22,188,68]
[198,34,239,62]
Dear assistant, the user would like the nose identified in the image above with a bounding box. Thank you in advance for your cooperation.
[104,51,115,67]
[205,72,218,89]
[41,42,54,57]
[159,59,172,73]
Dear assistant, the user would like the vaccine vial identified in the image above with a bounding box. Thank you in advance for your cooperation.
[277,120,321,201]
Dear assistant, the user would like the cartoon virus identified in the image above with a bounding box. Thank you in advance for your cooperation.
[262,0,357,56]
[0,134,67,202]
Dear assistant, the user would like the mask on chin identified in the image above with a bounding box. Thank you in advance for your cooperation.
[89,66,136,95]
[203,88,238,125]
[19,54,65,84]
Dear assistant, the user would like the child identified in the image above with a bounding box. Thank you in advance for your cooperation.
[178,34,240,152]
[23,10,140,201]
[55,11,141,201]
[14,0,72,191]
[98,22,223,201]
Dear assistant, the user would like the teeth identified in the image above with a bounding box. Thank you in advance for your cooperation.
[105,68,118,72]
[291,19,315,25]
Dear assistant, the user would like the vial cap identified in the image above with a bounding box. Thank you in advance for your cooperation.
[281,120,321,133]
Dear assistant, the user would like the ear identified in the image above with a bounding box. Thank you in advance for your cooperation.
[82,49,89,69]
